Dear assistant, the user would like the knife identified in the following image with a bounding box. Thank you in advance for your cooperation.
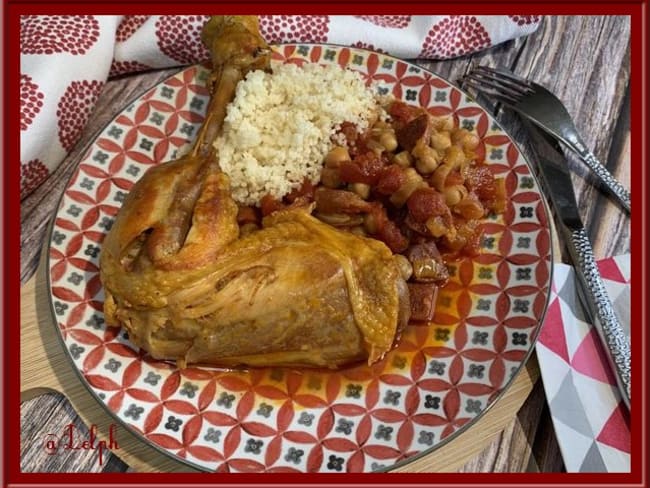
[523,121,631,410]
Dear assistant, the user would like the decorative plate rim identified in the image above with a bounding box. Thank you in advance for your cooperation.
[45,42,554,473]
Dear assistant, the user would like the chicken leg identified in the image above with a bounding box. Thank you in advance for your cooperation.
[100,16,410,369]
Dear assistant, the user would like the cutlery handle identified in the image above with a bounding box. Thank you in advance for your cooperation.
[570,140,631,213]
[566,227,631,409]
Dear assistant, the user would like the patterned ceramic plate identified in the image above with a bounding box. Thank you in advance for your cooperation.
[47,44,552,473]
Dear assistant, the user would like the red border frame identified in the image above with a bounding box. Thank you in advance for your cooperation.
[5,2,648,487]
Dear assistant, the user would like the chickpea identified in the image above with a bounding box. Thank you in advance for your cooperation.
[373,120,391,130]
[425,216,448,238]
[432,115,454,132]
[366,138,385,155]
[444,145,467,169]
[413,140,440,174]
[441,116,455,132]
[460,131,480,151]
[392,150,413,167]
[444,184,468,206]
[394,254,413,281]
[416,156,438,175]
[430,131,452,152]
[320,167,342,188]
[350,182,371,200]
[371,121,391,138]
[430,117,445,131]
[451,128,470,145]
[379,130,398,152]
[389,168,423,207]
[325,146,350,168]
[363,212,379,234]
[455,196,485,220]
[431,163,453,191]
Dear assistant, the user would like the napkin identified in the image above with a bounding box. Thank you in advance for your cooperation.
[19,14,542,199]
[536,255,631,472]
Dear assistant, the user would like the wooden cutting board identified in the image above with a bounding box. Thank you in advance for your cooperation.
[20,252,541,473]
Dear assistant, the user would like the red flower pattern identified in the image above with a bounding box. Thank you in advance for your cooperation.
[21,159,49,197]
[259,15,330,44]
[57,80,104,151]
[21,74,44,130]
[109,60,151,78]
[116,15,150,42]
[420,16,492,59]
[154,15,211,64]
[355,15,412,29]
[20,15,100,55]
[508,15,541,26]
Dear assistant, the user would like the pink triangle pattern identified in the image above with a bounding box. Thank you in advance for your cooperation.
[538,297,570,364]
[596,258,627,284]
[571,328,617,385]
[596,402,631,453]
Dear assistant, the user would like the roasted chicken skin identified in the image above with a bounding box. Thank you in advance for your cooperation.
[100,16,410,369]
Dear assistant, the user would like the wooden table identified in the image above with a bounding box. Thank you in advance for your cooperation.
[20,16,630,473]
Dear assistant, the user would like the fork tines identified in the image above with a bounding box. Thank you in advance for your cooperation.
[462,66,535,105]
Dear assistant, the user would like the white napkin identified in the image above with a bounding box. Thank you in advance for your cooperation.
[536,255,631,472]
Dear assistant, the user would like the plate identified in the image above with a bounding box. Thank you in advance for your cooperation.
[47,44,552,473]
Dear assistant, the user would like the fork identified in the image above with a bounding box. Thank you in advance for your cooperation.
[461,65,631,213]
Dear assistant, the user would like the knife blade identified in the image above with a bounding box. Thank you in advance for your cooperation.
[523,121,631,410]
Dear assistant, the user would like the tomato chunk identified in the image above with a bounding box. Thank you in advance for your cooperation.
[464,165,496,200]
[375,164,406,195]
[377,218,409,253]
[338,151,386,185]
[407,188,448,222]
[388,100,421,125]
[395,113,430,151]
[260,194,285,217]
[285,178,315,203]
